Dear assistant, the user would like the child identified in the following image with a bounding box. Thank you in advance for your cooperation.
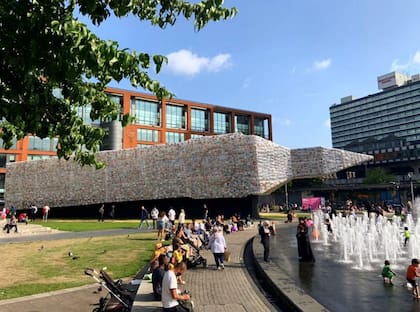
[382,260,396,285]
[406,258,420,299]
[404,227,411,247]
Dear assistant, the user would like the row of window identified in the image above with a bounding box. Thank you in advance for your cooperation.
[0,154,54,168]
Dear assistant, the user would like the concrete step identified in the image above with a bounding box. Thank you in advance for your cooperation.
[0,222,61,237]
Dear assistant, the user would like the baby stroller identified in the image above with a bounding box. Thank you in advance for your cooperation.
[84,268,137,312]
[183,239,207,269]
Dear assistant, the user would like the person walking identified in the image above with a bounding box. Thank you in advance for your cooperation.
[168,207,176,226]
[157,211,168,241]
[29,204,38,222]
[110,205,115,220]
[406,258,420,299]
[98,204,105,222]
[138,206,151,230]
[208,228,227,270]
[259,220,272,262]
[151,206,159,229]
[42,205,50,222]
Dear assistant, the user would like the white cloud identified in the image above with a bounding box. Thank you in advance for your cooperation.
[165,49,232,76]
[281,119,292,126]
[242,77,251,89]
[324,118,331,128]
[391,50,420,72]
[312,58,331,71]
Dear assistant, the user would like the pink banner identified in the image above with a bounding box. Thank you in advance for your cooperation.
[302,197,322,210]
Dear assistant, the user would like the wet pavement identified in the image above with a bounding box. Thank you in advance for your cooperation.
[270,224,420,312]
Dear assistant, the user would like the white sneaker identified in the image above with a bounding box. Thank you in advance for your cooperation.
[221,264,224,270]
[217,267,221,270]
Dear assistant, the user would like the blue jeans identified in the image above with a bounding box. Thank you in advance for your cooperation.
[213,252,224,268]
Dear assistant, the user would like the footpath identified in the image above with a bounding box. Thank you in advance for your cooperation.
[0,222,328,312]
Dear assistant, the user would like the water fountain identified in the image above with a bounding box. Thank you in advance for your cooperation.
[311,201,420,271]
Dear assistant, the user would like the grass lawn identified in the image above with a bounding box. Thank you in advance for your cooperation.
[32,219,139,231]
[0,223,156,300]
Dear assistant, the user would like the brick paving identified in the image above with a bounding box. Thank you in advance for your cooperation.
[0,225,277,312]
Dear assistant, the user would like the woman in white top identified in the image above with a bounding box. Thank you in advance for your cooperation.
[208,228,227,270]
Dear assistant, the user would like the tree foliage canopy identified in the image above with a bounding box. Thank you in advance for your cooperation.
[0,0,237,168]
[363,167,396,185]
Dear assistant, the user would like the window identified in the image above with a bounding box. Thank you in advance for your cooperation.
[0,138,17,149]
[0,154,16,168]
[131,98,161,126]
[213,112,231,134]
[137,129,159,142]
[76,105,101,126]
[191,108,209,132]
[190,134,204,139]
[166,132,185,143]
[104,93,123,122]
[254,117,269,138]
[27,155,53,161]
[28,136,58,151]
[166,104,186,129]
[235,115,250,134]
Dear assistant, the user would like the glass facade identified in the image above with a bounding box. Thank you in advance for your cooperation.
[254,117,266,138]
[235,115,250,134]
[27,155,53,161]
[105,93,123,122]
[77,105,101,126]
[190,134,204,139]
[166,132,185,143]
[191,108,209,132]
[0,138,17,149]
[137,129,159,142]
[0,154,16,168]
[166,104,186,129]
[28,136,58,151]
[330,82,420,150]
[131,98,161,126]
[213,112,231,134]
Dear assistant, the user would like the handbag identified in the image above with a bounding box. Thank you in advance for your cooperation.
[178,299,194,312]
[224,249,231,262]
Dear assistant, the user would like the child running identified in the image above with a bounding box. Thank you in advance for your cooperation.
[404,227,410,247]
[406,258,420,299]
[382,260,396,285]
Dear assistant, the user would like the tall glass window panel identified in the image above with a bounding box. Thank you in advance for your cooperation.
[28,136,58,151]
[166,132,185,143]
[0,154,16,168]
[166,104,186,129]
[213,112,231,134]
[235,115,250,134]
[0,138,17,149]
[137,129,159,142]
[131,98,161,126]
[104,93,123,122]
[191,108,209,132]
[76,105,101,126]
[254,117,265,138]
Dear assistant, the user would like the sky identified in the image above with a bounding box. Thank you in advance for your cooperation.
[81,0,420,149]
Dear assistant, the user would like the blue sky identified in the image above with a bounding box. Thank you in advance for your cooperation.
[83,0,420,149]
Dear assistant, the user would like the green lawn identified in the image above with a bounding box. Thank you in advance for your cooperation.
[33,219,139,231]
[0,221,157,300]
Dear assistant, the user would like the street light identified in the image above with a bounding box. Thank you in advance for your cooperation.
[408,172,415,211]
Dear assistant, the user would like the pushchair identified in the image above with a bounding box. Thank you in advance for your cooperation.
[182,238,207,269]
[84,268,137,312]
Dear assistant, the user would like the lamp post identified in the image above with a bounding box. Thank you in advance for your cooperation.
[408,172,415,211]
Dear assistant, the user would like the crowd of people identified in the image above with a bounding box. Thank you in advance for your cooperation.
[144,205,255,311]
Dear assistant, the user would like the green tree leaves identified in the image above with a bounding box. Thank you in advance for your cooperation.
[0,0,237,168]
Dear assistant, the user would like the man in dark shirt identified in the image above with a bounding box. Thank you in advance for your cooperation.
[152,254,169,300]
